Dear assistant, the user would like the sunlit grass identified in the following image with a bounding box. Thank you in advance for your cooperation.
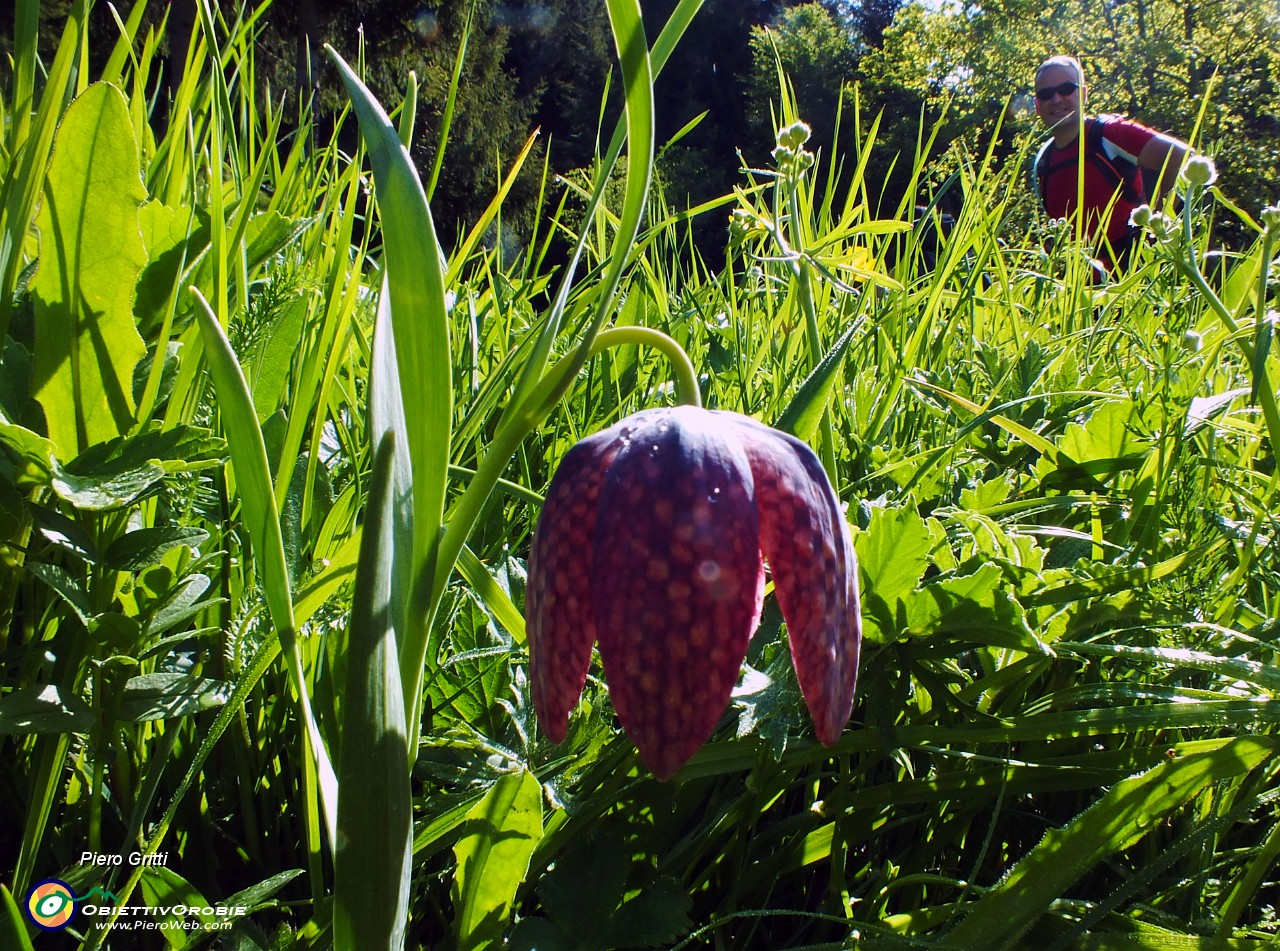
[1,1,1278,949]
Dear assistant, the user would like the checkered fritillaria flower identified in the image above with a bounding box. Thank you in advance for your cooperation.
[526,406,861,780]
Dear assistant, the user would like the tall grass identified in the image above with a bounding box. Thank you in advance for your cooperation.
[1,0,1279,949]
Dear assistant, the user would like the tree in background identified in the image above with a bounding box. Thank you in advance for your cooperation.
[746,2,859,156]
[251,0,549,243]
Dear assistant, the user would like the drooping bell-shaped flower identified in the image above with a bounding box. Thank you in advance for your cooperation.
[526,406,861,780]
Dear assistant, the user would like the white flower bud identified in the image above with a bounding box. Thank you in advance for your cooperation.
[1128,204,1153,228]
[1181,155,1218,189]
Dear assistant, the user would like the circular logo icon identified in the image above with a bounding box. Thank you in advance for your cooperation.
[26,879,76,930]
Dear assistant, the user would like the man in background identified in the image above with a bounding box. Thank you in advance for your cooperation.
[1032,55,1191,275]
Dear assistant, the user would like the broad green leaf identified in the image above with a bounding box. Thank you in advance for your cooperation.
[0,684,93,735]
[30,505,98,562]
[523,822,694,950]
[1040,398,1152,485]
[247,291,307,419]
[90,613,143,652]
[48,424,224,510]
[366,279,418,748]
[944,736,1279,950]
[135,200,207,340]
[145,573,212,636]
[0,0,86,340]
[103,527,210,573]
[25,562,92,625]
[451,770,543,951]
[0,409,58,486]
[50,459,166,510]
[117,673,232,722]
[327,51,452,733]
[139,866,218,937]
[335,433,411,951]
[31,82,148,458]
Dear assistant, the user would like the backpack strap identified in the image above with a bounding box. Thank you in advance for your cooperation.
[1034,117,1146,211]
[1033,136,1055,208]
[1086,116,1145,204]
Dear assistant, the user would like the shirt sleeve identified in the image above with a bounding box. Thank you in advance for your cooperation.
[1098,116,1159,166]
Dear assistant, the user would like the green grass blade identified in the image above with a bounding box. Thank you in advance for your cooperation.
[12,734,71,898]
[9,0,39,150]
[457,545,526,646]
[191,289,337,845]
[773,321,857,440]
[90,636,283,949]
[944,737,1280,950]
[506,0,695,415]
[0,885,36,951]
[425,6,471,200]
[326,48,452,744]
[422,0,658,688]
[335,432,411,951]
[522,0,654,426]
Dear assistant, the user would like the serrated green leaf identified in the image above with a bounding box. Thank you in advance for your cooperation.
[855,506,931,643]
[599,877,693,949]
[902,563,1044,652]
[31,82,148,458]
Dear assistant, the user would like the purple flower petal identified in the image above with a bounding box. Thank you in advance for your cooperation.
[527,431,622,743]
[527,406,860,778]
[591,409,764,779]
[735,418,860,745]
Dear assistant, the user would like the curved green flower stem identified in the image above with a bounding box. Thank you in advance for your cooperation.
[419,326,700,658]
[1179,191,1280,453]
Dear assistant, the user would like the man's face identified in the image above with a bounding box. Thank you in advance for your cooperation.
[1034,63,1083,131]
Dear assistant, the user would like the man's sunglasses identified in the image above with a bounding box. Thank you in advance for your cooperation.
[1035,81,1080,102]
